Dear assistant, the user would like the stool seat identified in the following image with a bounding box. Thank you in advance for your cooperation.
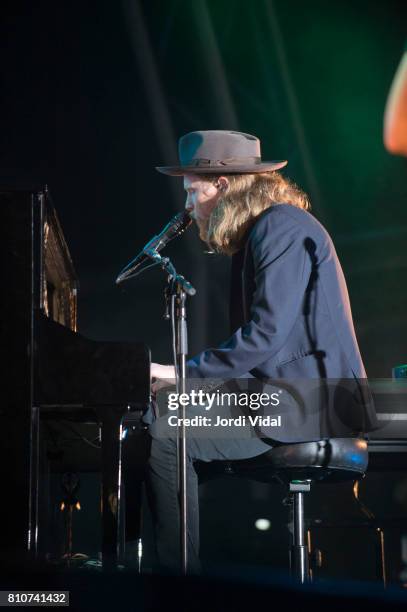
[197,437,368,485]
[240,437,368,484]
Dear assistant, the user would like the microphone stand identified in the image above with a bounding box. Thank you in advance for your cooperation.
[120,247,195,575]
[147,249,195,576]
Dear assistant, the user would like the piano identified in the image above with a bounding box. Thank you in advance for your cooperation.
[1,187,150,569]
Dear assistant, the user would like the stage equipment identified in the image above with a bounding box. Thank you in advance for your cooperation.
[367,377,407,469]
[116,212,195,575]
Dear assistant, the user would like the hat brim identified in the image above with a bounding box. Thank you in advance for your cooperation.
[155,160,288,176]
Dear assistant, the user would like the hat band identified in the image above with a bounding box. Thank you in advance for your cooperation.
[187,156,262,168]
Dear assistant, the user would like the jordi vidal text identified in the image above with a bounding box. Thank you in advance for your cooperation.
[167,415,282,427]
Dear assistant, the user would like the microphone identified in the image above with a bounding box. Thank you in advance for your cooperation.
[115,211,192,284]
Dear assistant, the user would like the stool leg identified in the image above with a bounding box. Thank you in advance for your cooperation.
[289,481,311,583]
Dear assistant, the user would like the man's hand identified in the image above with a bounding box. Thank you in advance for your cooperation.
[151,363,176,395]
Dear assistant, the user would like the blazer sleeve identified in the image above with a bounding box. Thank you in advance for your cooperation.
[186,207,312,379]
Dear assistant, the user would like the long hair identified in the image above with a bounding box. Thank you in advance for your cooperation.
[202,172,311,256]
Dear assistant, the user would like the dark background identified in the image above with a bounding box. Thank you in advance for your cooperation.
[1,0,407,579]
[1,0,406,375]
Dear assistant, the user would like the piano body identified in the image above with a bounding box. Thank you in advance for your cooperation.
[1,187,150,569]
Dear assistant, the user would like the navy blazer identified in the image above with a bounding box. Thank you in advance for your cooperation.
[186,203,378,442]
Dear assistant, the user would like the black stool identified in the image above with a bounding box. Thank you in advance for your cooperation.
[197,437,368,583]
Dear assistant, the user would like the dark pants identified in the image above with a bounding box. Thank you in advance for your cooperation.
[145,405,271,574]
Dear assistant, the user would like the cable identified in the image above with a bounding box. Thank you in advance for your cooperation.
[119,260,162,284]
[170,286,180,385]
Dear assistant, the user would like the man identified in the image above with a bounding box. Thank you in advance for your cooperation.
[148,130,376,574]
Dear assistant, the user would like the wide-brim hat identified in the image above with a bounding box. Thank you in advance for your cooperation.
[156,130,287,176]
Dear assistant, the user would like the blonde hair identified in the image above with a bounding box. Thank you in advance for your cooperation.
[201,171,310,255]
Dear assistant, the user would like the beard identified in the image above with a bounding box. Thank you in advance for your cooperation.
[196,218,210,243]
